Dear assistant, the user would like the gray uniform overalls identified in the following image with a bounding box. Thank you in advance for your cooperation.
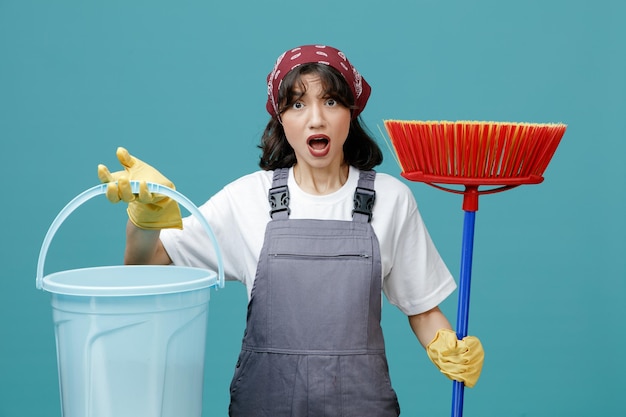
[229,168,400,417]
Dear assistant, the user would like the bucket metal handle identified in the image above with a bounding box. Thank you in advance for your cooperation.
[36,181,225,290]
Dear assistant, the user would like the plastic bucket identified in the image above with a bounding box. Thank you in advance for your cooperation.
[36,182,225,417]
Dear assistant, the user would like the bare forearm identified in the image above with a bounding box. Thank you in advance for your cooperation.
[408,306,453,348]
[124,220,172,265]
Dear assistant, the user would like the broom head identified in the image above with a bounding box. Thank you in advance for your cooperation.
[384,120,566,187]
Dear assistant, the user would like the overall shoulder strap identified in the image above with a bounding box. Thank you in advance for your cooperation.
[353,170,376,223]
[268,168,290,219]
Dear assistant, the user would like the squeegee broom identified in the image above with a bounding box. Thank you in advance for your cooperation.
[383,120,566,417]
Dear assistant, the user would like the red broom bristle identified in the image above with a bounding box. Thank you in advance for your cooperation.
[383,120,566,186]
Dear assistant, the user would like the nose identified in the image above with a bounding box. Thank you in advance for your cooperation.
[307,102,326,129]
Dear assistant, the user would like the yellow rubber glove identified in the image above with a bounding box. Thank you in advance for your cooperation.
[98,147,182,230]
[426,328,484,388]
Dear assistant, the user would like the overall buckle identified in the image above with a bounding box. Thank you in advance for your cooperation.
[268,185,291,218]
[353,186,376,222]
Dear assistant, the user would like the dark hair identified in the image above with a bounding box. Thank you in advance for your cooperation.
[259,63,383,171]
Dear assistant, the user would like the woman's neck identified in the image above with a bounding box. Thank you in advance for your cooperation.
[293,163,350,195]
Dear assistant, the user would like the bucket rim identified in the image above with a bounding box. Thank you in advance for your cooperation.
[40,265,219,297]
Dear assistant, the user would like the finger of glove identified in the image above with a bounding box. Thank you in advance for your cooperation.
[118,177,135,202]
[440,364,480,382]
[105,182,122,203]
[115,147,172,189]
[116,147,136,169]
[98,164,114,183]
[99,163,131,184]
[464,378,478,388]
[463,336,484,353]
[441,370,478,388]
[433,343,472,365]
[439,347,471,364]
[427,329,458,351]
[136,180,156,204]
[427,329,462,361]
[457,337,485,363]
[438,350,483,387]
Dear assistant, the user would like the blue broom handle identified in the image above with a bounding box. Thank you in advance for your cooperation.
[451,210,476,417]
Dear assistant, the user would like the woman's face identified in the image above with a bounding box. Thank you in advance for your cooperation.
[280,73,351,173]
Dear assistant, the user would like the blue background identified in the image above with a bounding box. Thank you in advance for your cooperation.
[1,0,624,416]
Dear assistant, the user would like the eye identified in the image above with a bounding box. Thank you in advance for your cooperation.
[292,101,304,110]
[326,98,337,107]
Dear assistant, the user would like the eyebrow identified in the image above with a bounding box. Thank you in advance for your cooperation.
[290,88,334,100]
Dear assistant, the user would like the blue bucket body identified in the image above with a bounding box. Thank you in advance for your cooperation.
[45,265,216,417]
[37,183,224,417]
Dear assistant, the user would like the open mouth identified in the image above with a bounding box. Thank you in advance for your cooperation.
[308,137,329,150]
[307,135,331,157]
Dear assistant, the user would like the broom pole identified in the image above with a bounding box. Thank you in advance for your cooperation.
[451,187,478,417]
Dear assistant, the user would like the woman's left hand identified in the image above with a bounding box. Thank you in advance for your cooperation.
[426,328,484,388]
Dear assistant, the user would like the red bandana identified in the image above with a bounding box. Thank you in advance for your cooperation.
[266,45,371,119]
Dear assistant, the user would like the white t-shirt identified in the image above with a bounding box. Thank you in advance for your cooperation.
[160,166,456,316]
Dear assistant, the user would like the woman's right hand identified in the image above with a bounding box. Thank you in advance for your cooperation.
[98,147,182,230]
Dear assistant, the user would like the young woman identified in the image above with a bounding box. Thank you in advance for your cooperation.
[98,44,484,416]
